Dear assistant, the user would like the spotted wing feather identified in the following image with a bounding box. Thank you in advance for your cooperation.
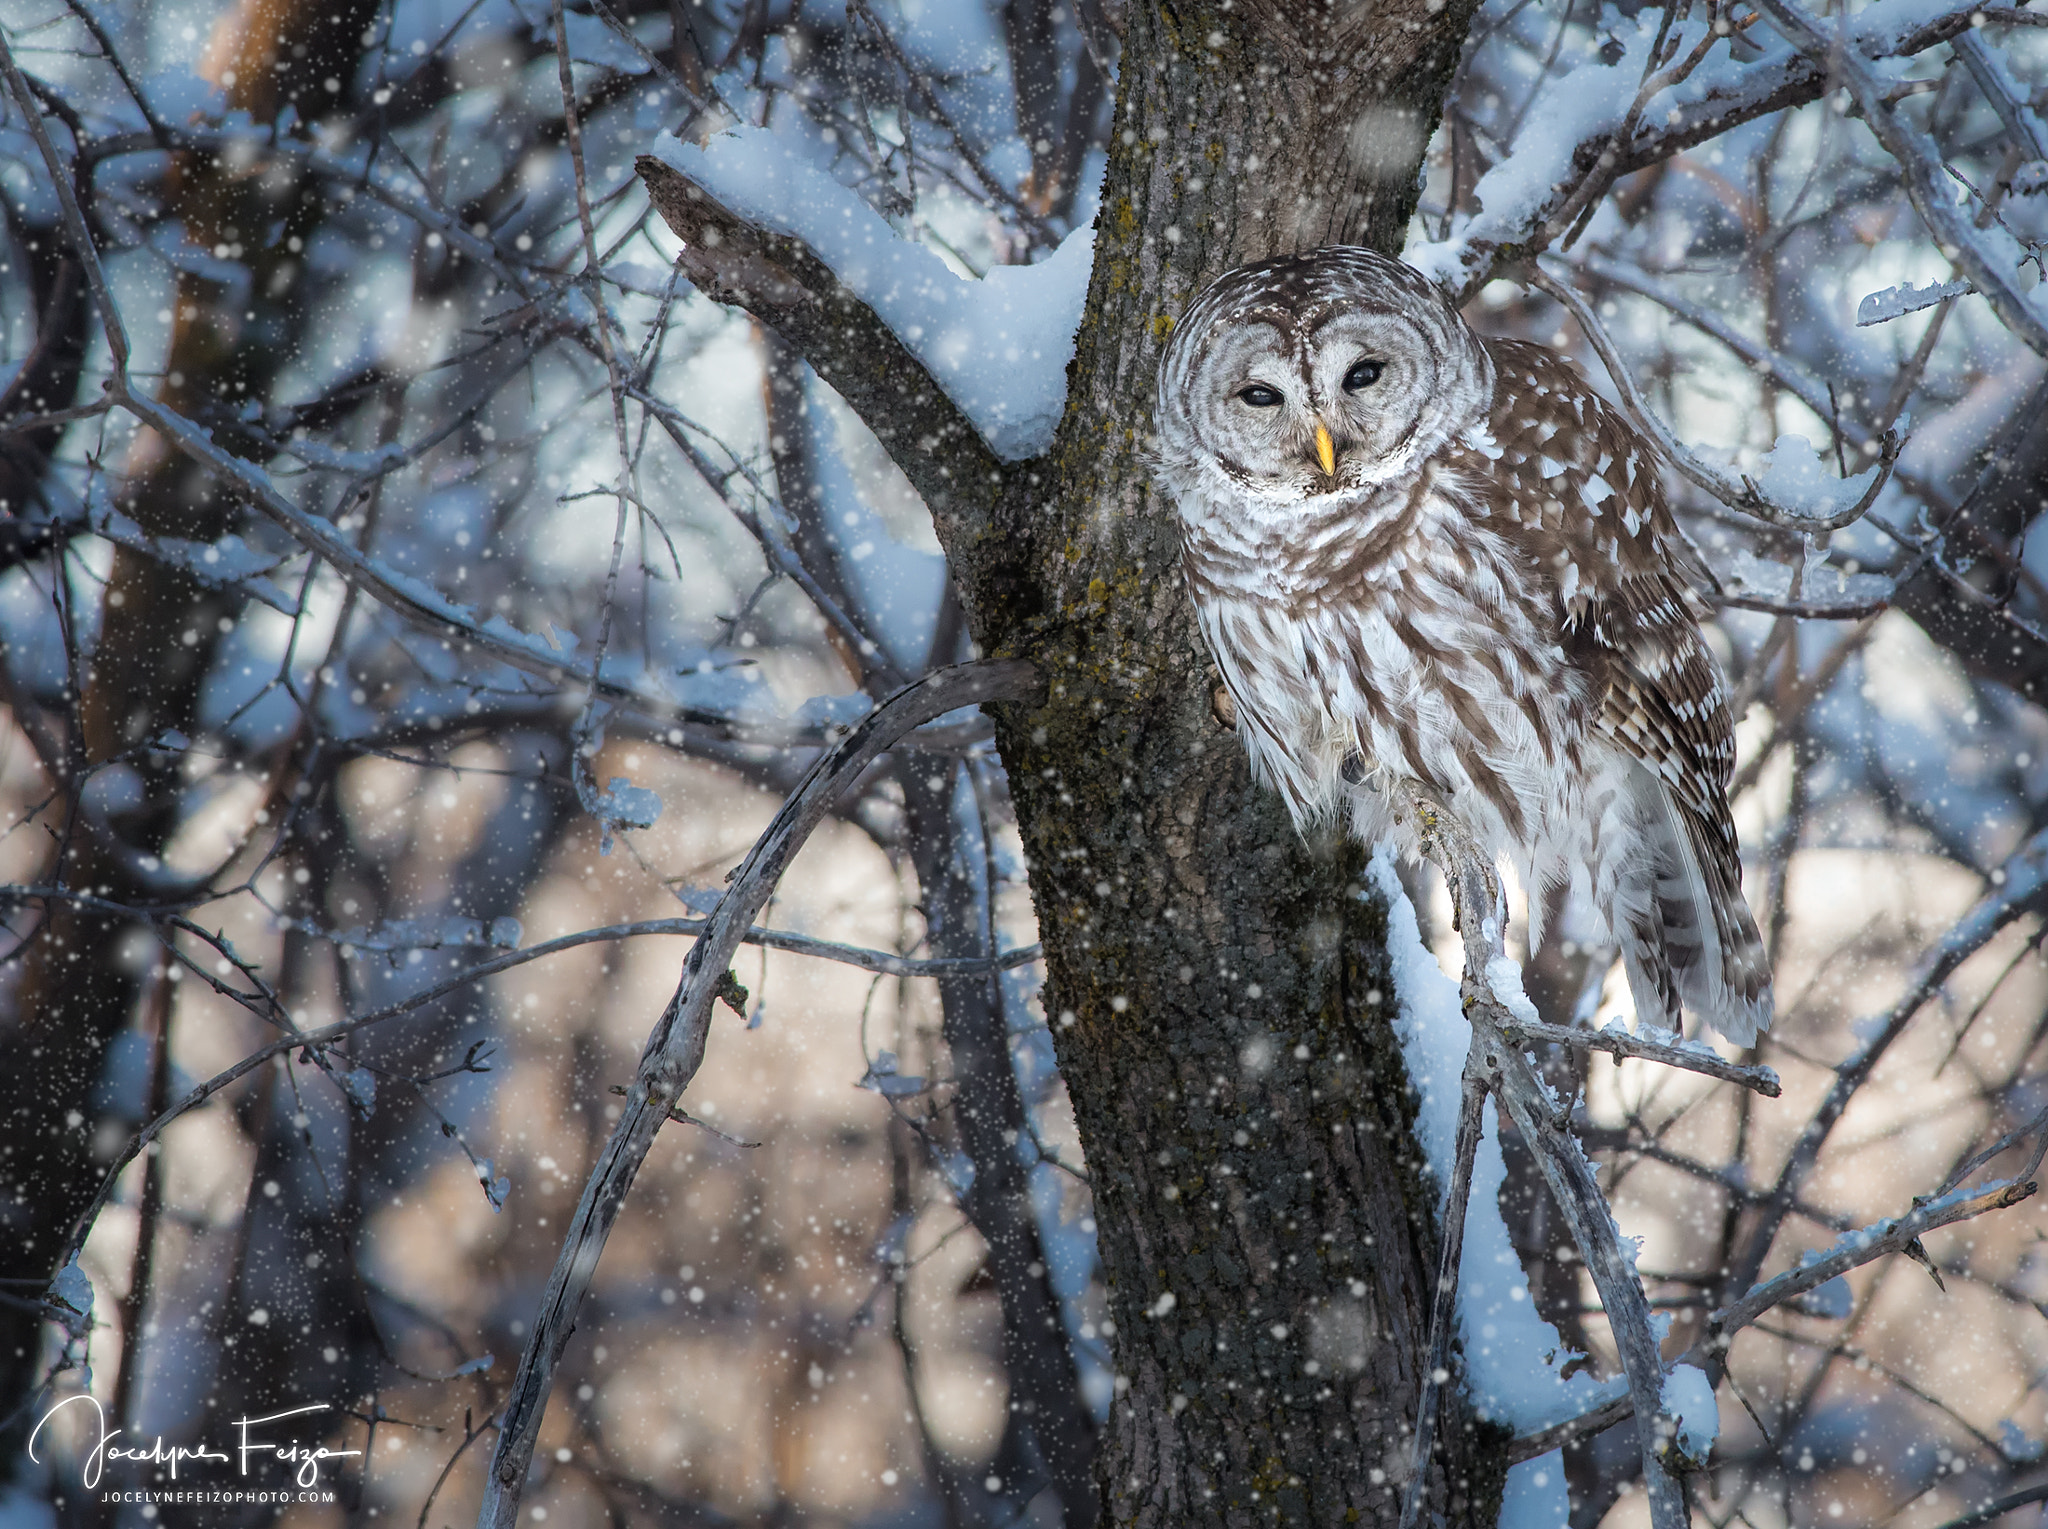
[1469,340,1772,1041]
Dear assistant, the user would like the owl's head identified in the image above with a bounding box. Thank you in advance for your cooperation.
[1153,247,1493,508]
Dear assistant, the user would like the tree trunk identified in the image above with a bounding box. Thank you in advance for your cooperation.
[644,0,1496,1517]
[959,1,1496,1521]
[0,0,381,1465]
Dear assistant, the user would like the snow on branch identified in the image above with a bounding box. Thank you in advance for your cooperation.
[0,42,889,757]
[644,129,1092,464]
[1498,1014,1782,1095]
[639,151,1007,554]
[640,126,1091,521]
[1389,792,1689,1529]
[1384,790,1703,1529]
[1857,276,1977,326]
[1711,1172,2040,1337]
[1407,0,2002,302]
[1754,0,2048,357]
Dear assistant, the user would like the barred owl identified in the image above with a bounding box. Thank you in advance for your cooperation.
[1151,246,1772,1044]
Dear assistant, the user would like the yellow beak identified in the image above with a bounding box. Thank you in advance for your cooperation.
[1314,423,1336,477]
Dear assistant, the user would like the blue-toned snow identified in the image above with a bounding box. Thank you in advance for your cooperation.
[650,126,1094,461]
[1368,851,1610,1529]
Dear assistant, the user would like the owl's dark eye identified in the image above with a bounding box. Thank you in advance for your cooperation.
[1343,359,1385,392]
[1237,384,1283,408]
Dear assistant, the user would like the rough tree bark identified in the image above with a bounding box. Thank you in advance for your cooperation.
[646,0,1495,1520]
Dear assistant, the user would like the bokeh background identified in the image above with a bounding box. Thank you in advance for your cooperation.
[2,0,2047,1522]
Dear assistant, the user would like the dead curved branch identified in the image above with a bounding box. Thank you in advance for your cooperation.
[479,657,1042,1529]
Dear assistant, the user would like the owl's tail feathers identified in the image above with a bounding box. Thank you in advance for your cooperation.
[1623,768,1775,1047]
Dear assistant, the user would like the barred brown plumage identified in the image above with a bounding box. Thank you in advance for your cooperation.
[1152,246,1772,1044]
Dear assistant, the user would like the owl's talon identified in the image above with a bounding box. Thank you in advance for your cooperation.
[1207,667,1237,731]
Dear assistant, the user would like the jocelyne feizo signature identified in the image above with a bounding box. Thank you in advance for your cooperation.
[28,1395,363,1490]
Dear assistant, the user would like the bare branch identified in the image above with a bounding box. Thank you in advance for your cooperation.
[1531,262,1900,532]
[1710,1175,2037,1337]
[1500,1015,1782,1096]
[1727,825,2048,1299]
[0,34,129,373]
[1923,1481,2048,1529]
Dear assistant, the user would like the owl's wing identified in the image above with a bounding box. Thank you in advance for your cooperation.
[1475,339,1770,1036]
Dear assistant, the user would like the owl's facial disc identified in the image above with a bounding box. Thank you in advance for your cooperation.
[1301,309,1442,487]
[1179,305,1448,501]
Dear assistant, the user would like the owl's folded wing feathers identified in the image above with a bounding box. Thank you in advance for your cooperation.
[1473,339,1771,1034]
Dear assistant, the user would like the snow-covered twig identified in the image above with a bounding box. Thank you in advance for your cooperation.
[1754,0,2048,358]
[1531,263,1900,532]
[479,658,1040,1529]
[1953,30,2048,163]
[1499,1015,1782,1096]
[1712,1174,2039,1337]
[1402,786,1688,1529]
[1857,277,1976,327]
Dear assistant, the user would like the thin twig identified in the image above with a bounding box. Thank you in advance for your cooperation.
[1501,1016,1782,1096]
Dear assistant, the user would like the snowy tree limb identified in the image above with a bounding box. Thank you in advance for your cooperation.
[1753,0,2048,358]
[0,46,856,752]
[1952,30,2048,164]
[637,155,1012,553]
[1423,0,2006,303]
[478,658,1041,1529]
